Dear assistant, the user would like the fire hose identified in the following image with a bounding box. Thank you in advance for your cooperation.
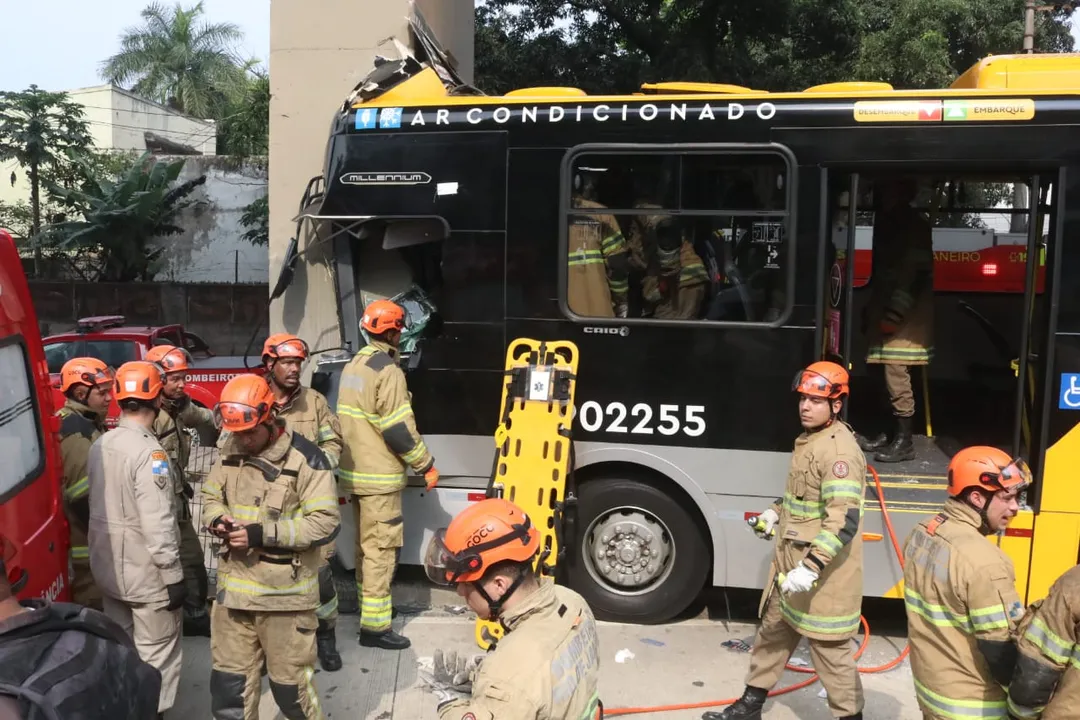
[603,466,909,717]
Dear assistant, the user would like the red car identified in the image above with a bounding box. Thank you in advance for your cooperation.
[42,316,264,438]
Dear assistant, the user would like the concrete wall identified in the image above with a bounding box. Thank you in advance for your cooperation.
[151,155,269,284]
[31,281,269,355]
[1,85,217,210]
[268,0,475,361]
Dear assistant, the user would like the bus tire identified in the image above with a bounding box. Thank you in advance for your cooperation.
[567,475,709,624]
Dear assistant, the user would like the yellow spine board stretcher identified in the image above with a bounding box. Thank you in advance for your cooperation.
[474,338,579,650]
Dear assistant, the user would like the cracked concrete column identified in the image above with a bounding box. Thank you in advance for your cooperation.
[268,0,473,367]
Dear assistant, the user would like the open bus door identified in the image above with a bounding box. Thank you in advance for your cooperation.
[820,169,1068,604]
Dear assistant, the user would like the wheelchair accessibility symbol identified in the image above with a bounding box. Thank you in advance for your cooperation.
[1059,374,1080,410]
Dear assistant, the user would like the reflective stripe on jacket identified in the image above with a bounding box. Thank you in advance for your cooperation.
[57,400,104,558]
[336,341,433,495]
[276,385,343,470]
[437,581,601,720]
[759,420,866,641]
[903,499,1024,719]
[201,426,340,612]
[1008,565,1080,720]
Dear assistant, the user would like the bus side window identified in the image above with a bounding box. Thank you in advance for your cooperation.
[564,150,791,324]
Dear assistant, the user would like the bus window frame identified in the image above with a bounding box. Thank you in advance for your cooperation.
[0,333,48,505]
[557,142,799,329]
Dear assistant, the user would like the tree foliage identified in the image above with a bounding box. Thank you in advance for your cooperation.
[0,86,95,267]
[44,153,207,281]
[240,193,268,246]
[475,0,1076,94]
[217,71,270,157]
[100,1,248,118]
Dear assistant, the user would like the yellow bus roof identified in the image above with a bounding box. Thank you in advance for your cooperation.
[355,53,1080,108]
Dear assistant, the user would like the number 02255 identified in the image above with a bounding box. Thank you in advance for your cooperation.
[576,401,705,438]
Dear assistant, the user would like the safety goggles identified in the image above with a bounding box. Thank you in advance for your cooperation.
[982,457,1033,493]
[79,365,115,388]
[791,369,842,397]
[423,517,534,586]
[213,400,270,432]
[269,338,309,359]
[156,347,193,373]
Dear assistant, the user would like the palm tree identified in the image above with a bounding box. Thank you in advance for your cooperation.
[100,1,248,119]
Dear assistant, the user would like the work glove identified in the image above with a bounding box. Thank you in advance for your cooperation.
[750,508,780,540]
[165,581,189,611]
[433,649,484,692]
[425,467,440,491]
[614,302,629,319]
[779,562,819,595]
[182,480,195,500]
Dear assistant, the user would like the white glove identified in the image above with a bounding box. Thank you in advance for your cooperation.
[433,649,484,692]
[780,562,819,594]
[432,686,470,707]
[752,508,780,540]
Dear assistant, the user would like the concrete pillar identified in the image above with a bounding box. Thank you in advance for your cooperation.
[268,0,474,358]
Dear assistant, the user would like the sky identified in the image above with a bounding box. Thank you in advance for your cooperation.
[0,0,271,92]
[0,2,1077,92]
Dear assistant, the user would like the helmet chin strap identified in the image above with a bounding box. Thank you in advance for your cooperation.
[477,566,530,622]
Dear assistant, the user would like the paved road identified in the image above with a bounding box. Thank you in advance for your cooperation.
[172,578,922,719]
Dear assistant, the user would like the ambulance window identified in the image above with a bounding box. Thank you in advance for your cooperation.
[562,148,793,325]
[0,339,44,498]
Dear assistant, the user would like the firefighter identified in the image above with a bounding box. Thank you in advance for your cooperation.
[1009,564,1080,719]
[568,171,631,318]
[337,299,439,650]
[87,361,186,717]
[423,498,601,719]
[857,176,934,463]
[260,332,345,672]
[55,357,114,610]
[706,361,866,720]
[144,344,215,637]
[201,374,339,720]
[653,228,709,320]
[0,531,163,719]
[902,446,1029,720]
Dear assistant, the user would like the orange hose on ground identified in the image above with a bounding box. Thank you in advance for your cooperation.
[603,465,909,717]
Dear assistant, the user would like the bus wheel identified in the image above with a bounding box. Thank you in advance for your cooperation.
[568,476,709,624]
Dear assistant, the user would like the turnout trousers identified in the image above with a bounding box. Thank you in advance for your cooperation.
[209,603,324,720]
[745,594,864,717]
[316,544,339,629]
[352,491,404,633]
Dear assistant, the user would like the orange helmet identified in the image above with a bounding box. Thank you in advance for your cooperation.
[113,361,165,402]
[214,374,276,432]
[360,299,406,335]
[145,344,193,374]
[59,357,113,393]
[947,446,1032,498]
[262,333,309,361]
[424,498,540,585]
[792,361,849,399]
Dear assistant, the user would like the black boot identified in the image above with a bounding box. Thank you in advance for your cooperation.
[874,416,915,463]
[855,431,888,452]
[702,685,768,720]
[359,628,411,650]
[838,713,862,720]
[316,621,343,672]
[182,607,211,637]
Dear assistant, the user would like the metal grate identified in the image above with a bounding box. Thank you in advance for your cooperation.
[186,445,222,588]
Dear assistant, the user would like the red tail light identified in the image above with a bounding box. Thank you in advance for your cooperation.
[982,263,998,276]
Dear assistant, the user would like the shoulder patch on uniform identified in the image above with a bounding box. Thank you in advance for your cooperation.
[832,460,849,478]
[59,411,96,441]
[364,350,394,372]
[150,450,171,489]
[461,714,476,720]
[290,433,331,471]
